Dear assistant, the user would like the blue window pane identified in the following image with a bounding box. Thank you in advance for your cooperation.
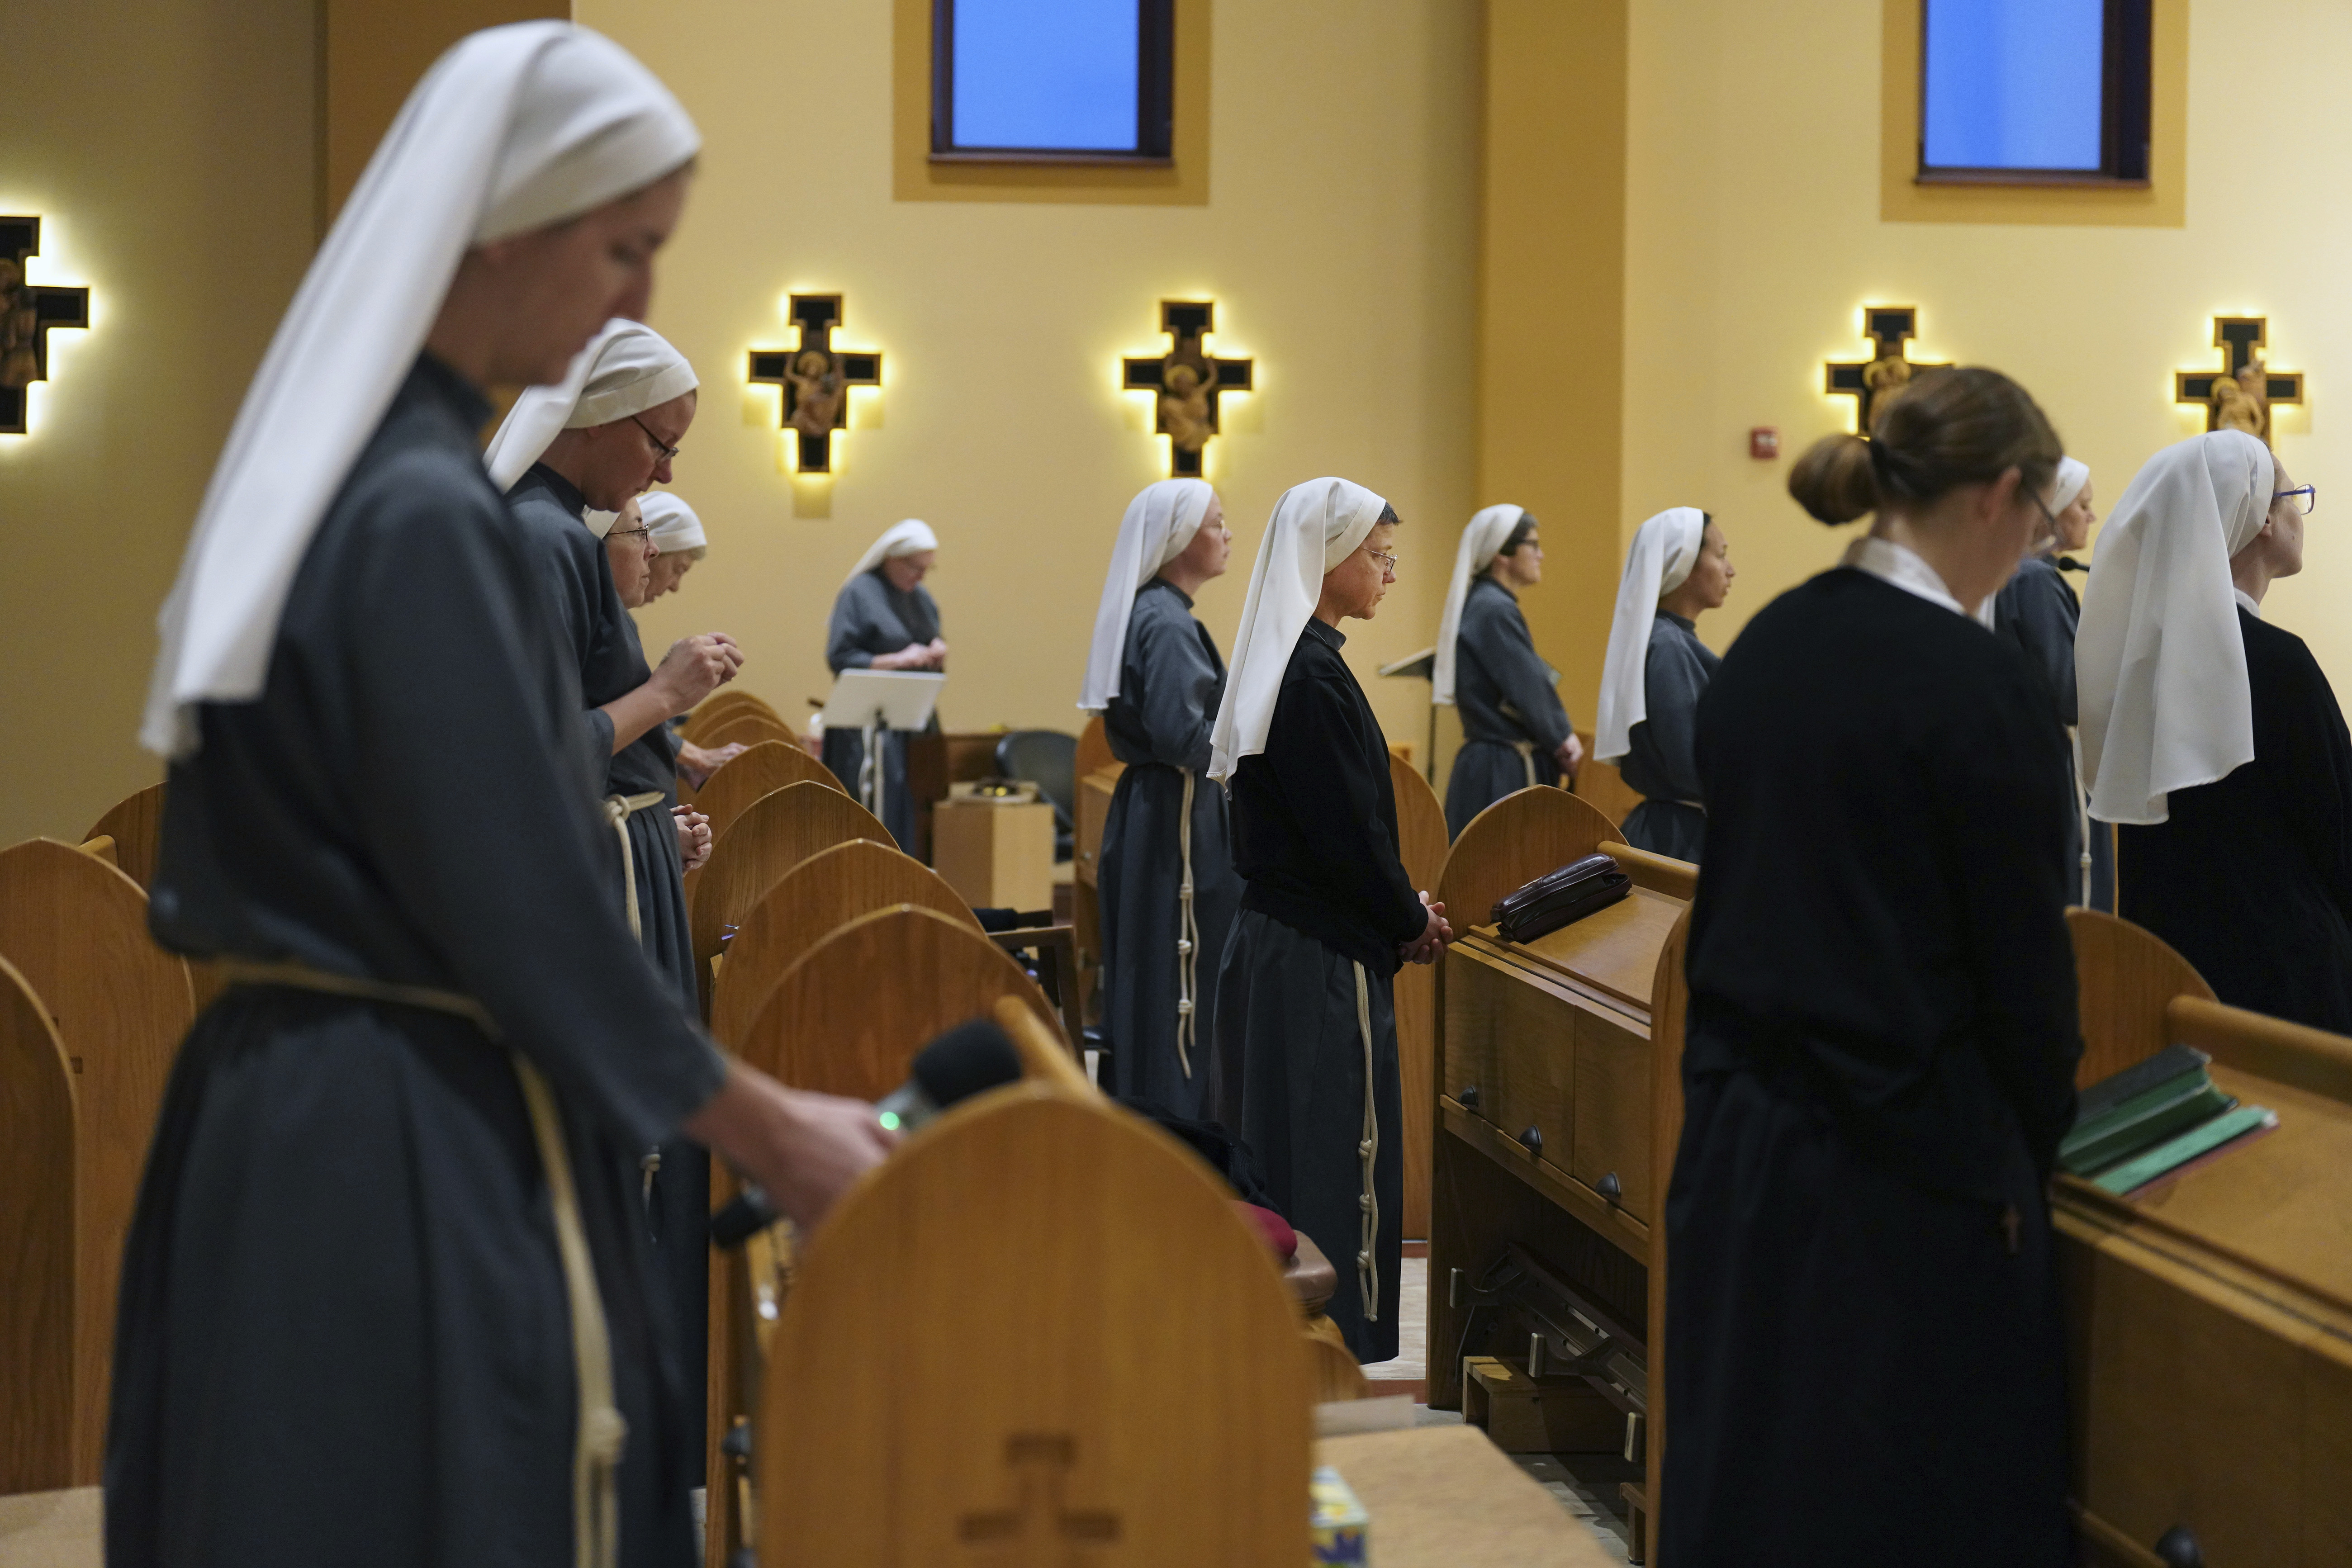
[952,0,1139,152]
[1923,0,2104,171]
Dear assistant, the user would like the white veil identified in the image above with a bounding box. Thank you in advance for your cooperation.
[140,22,698,758]
[845,519,939,586]
[1077,479,1215,712]
[482,318,699,491]
[1594,508,1706,763]
[1431,505,1527,707]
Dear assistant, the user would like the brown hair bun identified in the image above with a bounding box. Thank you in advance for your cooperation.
[1789,367,2063,528]
[1788,433,1878,524]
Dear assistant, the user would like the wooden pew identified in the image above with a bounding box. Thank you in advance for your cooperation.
[1070,716,1121,1041]
[0,955,76,1495]
[1567,731,1643,831]
[82,783,166,892]
[1425,788,1695,1554]
[707,839,984,1048]
[691,741,845,844]
[756,1071,1314,1562]
[1388,749,1447,1240]
[2058,910,2352,1566]
[687,781,889,1009]
[683,690,785,745]
[695,711,799,755]
[0,840,195,1485]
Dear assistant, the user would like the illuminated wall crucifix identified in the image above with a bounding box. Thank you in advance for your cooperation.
[749,294,882,474]
[1,218,91,436]
[1123,300,1252,478]
[1825,306,1945,434]
[2176,317,2302,443]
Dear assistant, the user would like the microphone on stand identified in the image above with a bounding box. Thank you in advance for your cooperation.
[710,1016,1024,1249]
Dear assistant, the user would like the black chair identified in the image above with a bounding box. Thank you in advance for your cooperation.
[993,729,1078,861]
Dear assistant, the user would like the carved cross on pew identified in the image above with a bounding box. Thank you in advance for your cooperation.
[2175,317,2302,443]
[1123,300,1253,478]
[749,294,882,474]
[1825,306,1945,435]
[1,218,92,436]
[956,1433,1123,1565]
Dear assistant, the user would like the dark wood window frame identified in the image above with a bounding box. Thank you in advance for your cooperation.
[1916,0,2152,188]
[930,0,1176,166]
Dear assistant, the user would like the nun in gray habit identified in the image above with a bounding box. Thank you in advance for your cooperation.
[1079,478,1241,1119]
[1434,505,1580,838]
[1211,478,1450,1363]
[1595,507,1733,863]
[822,518,943,853]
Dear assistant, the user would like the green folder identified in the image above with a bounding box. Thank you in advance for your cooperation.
[2059,1076,2235,1175]
[2091,1105,2276,1195]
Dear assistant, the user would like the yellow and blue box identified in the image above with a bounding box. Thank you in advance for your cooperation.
[1309,1465,1368,1564]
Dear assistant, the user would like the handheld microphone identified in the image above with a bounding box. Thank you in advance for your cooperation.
[710,1017,1024,1248]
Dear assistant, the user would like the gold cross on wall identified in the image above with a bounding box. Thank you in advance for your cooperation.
[957,1433,1123,1566]
[1,218,91,436]
[2175,317,2302,443]
[1123,300,1252,478]
[749,294,882,474]
[1825,306,1945,435]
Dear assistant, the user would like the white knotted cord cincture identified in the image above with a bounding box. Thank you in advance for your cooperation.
[1176,767,1200,1079]
[2070,727,2095,908]
[1511,739,1537,790]
[603,790,668,1208]
[1351,960,1380,1326]
[211,960,627,1568]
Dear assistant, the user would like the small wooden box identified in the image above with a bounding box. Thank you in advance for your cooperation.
[930,798,1055,911]
[1460,1355,1625,1454]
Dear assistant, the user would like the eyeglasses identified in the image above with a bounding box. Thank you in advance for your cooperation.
[2274,485,2317,516]
[607,526,653,543]
[631,414,681,463]
[1364,548,1399,574]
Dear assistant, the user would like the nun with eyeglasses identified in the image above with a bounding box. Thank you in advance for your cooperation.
[2079,430,2352,1031]
[1432,505,1581,837]
[822,517,945,852]
[120,27,891,1565]
[1593,507,1735,862]
[1210,478,1451,1364]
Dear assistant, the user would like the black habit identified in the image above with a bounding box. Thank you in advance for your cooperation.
[111,356,719,1568]
[1214,618,1427,1362]
[506,462,707,1459]
[1992,554,2115,910]
[2119,606,2352,1033]
[1442,576,1574,838]
[1664,567,2081,1568]
[1615,610,1716,863]
[1098,578,1241,1119]
[821,567,942,853]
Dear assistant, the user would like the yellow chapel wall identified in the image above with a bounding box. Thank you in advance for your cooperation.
[0,0,318,849]
[1611,0,2352,705]
[577,0,1482,760]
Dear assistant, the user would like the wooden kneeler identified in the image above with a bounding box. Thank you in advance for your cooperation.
[0,954,77,1494]
[757,1070,1312,1563]
[708,841,983,1048]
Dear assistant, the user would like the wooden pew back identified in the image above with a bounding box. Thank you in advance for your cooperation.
[1388,750,1447,1240]
[708,840,982,1048]
[689,782,890,981]
[697,712,799,755]
[2066,907,2216,1089]
[83,782,167,892]
[692,742,844,843]
[683,690,784,745]
[759,1081,1311,1565]
[0,955,77,1494]
[0,839,194,1483]
[1437,786,1623,933]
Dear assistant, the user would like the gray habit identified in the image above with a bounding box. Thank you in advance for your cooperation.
[1617,611,1717,863]
[109,355,724,1568]
[1992,555,2114,910]
[507,463,707,1455]
[1443,576,1574,838]
[821,567,942,854]
[1097,578,1240,1119]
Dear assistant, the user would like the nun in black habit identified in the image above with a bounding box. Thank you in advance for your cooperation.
[1433,505,1581,838]
[1593,507,1734,863]
[116,28,891,1568]
[484,319,744,1460]
[1665,371,2081,1568]
[1078,478,1242,1119]
[1989,455,2114,910]
[822,517,944,853]
[1211,478,1450,1364]
[2079,433,2352,1032]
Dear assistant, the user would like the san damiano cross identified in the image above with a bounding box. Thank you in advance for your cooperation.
[1,217,91,436]
[1825,306,1945,435]
[749,294,882,474]
[955,1432,1122,1566]
[1123,300,1252,478]
[2176,317,2303,443]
